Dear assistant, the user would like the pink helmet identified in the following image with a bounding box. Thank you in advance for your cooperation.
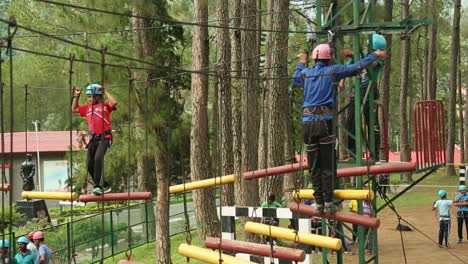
[28,232,35,240]
[312,44,332,60]
[32,231,44,240]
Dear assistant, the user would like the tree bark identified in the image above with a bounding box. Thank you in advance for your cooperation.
[238,0,260,241]
[216,0,234,205]
[231,0,243,207]
[446,0,461,176]
[258,0,273,202]
[131,2,172,262]
[399,0,412,181]
[191,0,220,241]
[265,0,289,201]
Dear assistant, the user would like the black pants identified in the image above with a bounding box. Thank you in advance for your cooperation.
[346,96,380,160]
[457,211,468,240]
[439,220,450,246]
[302,119,335,204]
[87,138,111,188]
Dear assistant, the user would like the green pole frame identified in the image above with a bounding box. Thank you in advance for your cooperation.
[145,201,150,243]
[67,221,71,263]
[110,209,115,258]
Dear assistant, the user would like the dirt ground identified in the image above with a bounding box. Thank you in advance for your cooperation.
[316,206,468,264]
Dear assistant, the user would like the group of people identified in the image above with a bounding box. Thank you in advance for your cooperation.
[433,185,468,248]
[0,231,50,264]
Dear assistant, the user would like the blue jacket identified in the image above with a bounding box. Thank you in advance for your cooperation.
[455,193,468,212]
[292,53,378,123]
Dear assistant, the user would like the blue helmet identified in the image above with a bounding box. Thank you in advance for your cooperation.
[438,190,446,198]
[86,83,103,96]
[17,236,29,244]
[459,185,467,191]
[0,239,10,248]
[369,34,387,50]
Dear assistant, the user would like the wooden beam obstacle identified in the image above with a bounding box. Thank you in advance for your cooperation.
[169,174,236,193]
[244,221,342,251]
[178,243,255,264]
[204,237,306,262]
[243,161,417,180]
[21,191,78,201]
[293,189,375,200]
[288,202,381,228]
[79,192,152,203]
[219,206,313,263]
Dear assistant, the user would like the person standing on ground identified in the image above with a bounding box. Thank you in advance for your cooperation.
[0,239,18,264]
[26,233,36,254]
[33,232,51,264]
[292,43,386,213]
[454,185,468,244]
[71,84,117,195]
[433,190,453,248]
[15,237,35,264]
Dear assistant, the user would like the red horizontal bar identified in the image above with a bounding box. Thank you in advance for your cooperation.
[243,161,416,180]
[288,202,380,228]
[204,237,306,262]
[79,192,152,203]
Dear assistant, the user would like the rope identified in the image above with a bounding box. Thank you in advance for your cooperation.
[36,0,324,35]
[0,31,5,260]
[125,67,134,260]
[68,54,77,264]
[7,18,17,250]
[98,46,107,264]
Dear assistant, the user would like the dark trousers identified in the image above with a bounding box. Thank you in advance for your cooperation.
[439,220,450,246]
[302,119,335,204]
[457,211,468,239]
[87,138,111,188]
[346,97,380,160]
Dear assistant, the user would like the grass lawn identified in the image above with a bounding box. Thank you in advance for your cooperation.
[105,169,462,263]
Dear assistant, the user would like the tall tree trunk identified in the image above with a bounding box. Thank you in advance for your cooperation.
[238,0,260,241]
[381,0,393,158]
[216,0,234,206]
[399,0,411,181]
[191,0,219,241]
[426,0,438,100]
[258,0,273,202]
[446,0,461,176]
[265,0,289,202]
[231,0,242,206]
[131,3,171,262]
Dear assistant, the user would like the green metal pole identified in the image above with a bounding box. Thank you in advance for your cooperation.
[145,201,150,243]
[67,221,71,264]
[110,209,115,257]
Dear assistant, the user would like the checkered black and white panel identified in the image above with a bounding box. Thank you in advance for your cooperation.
[460,165,466,186]
[218,206,313,264]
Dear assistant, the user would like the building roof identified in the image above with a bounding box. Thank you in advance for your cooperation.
[0,131,85,153]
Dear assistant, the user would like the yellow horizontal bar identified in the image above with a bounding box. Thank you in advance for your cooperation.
[21,191,79,201]
[178,243,255,264]
[169,174,236,193]
[245,221,342,251]
[293,189,375,200]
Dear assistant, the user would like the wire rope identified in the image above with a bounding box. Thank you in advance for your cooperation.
[7,18,17,252]
[36,0,317,35]
[68,54,77,264]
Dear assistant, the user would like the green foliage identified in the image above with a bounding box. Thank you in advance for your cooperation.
[0,206,25,233]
